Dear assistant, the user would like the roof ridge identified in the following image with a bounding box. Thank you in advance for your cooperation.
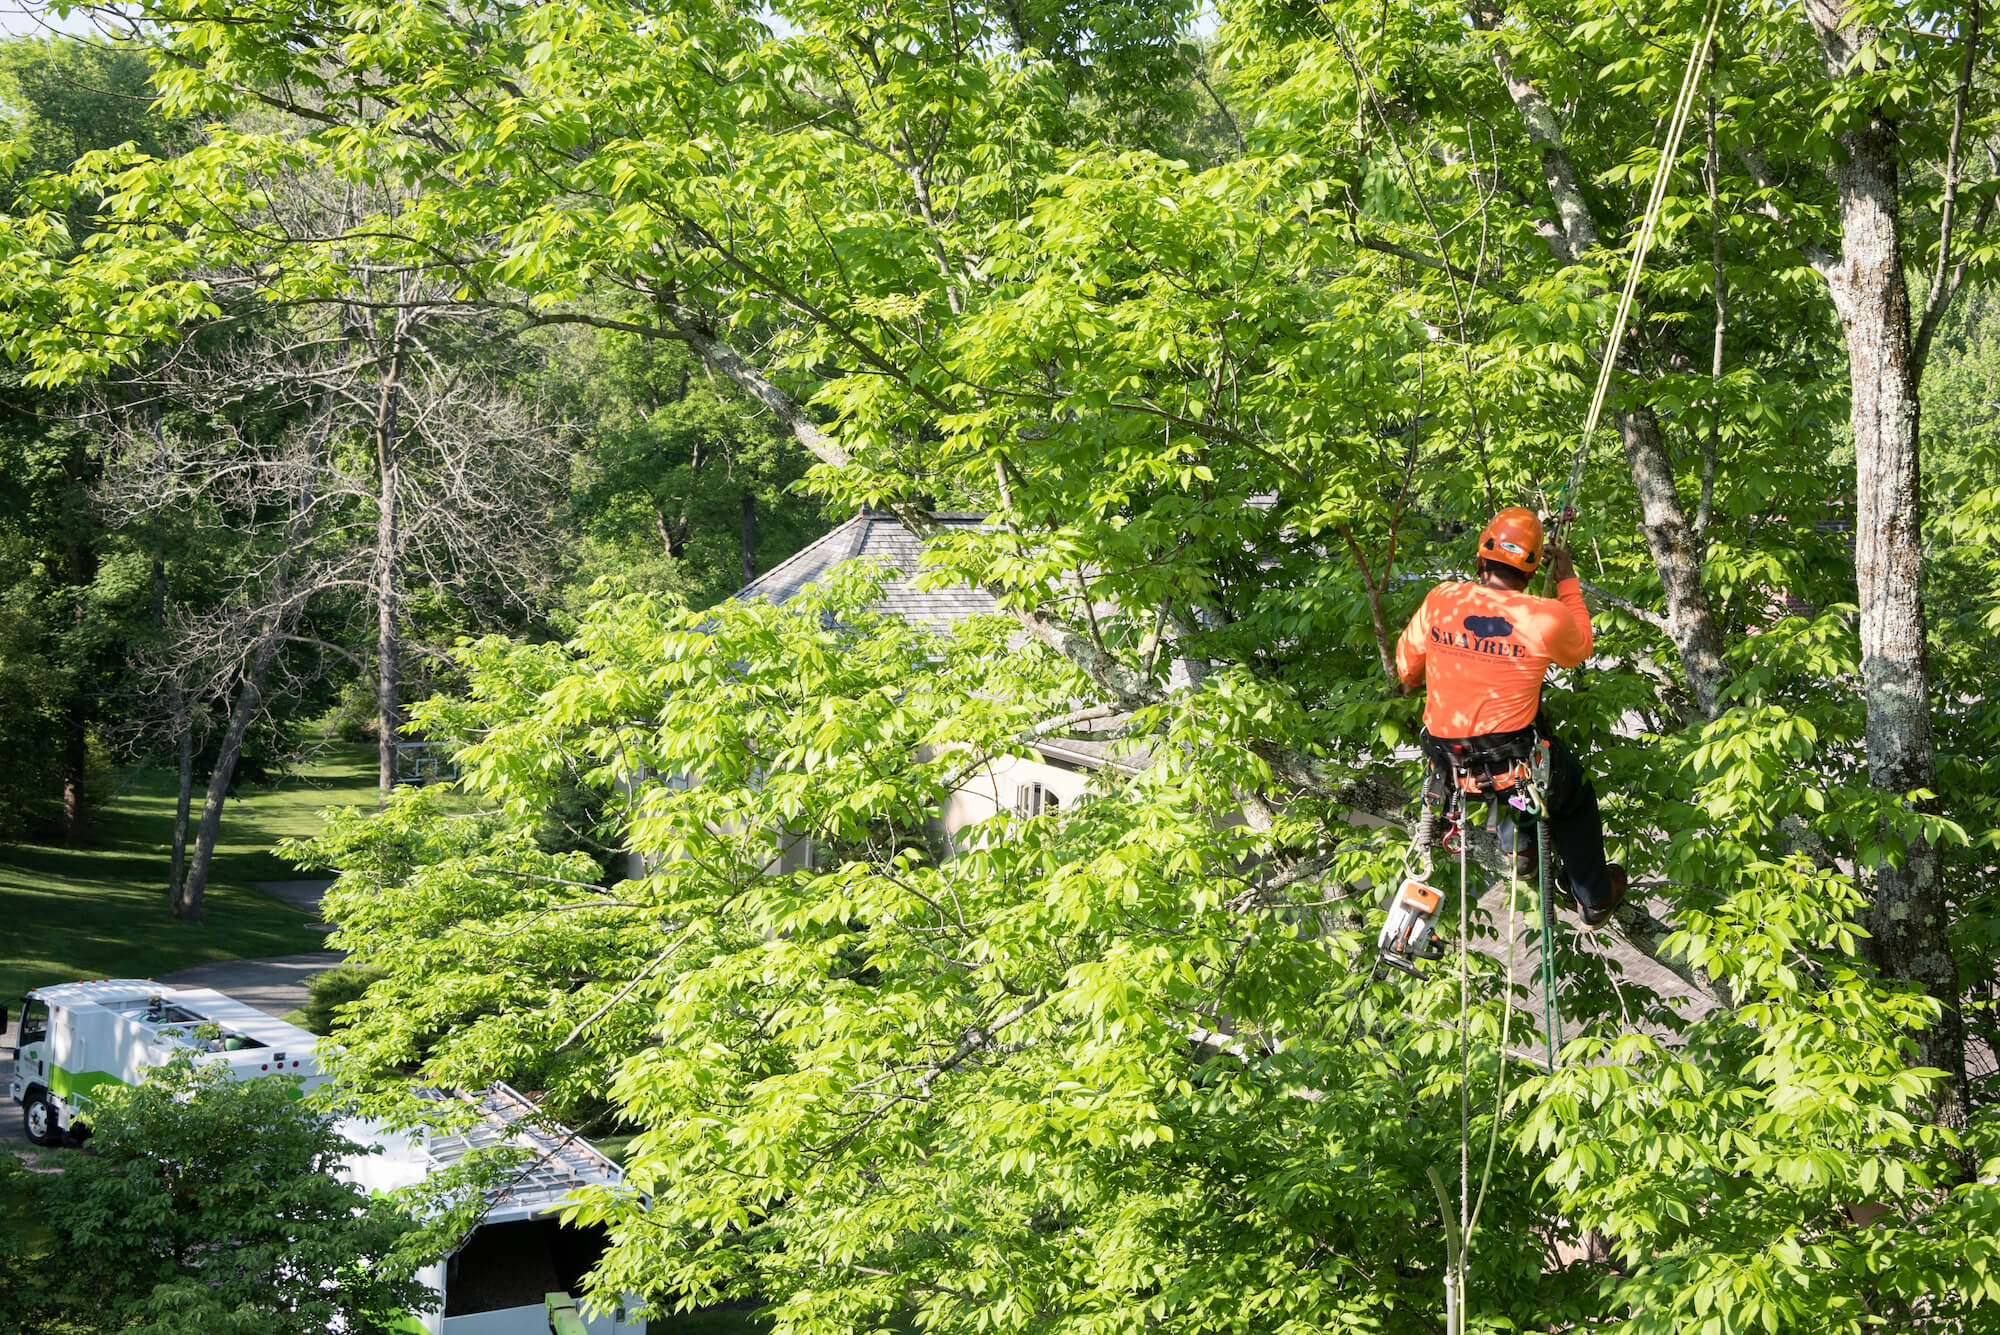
[736,511,992,603]
[733,513,876,602]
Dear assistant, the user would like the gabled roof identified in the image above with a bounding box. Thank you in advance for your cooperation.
[737,511,998,627]
[735,510,1144,773]
[420,1083,625,1219]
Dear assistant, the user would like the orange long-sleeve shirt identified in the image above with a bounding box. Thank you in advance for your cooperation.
[1394,578,1592,737]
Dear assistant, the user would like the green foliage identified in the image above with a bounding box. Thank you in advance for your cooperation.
[19,1054,434,1335]
[289,579,1998,1334]
[289,962,388,1036]
[6,0,2000,1330]
[1920,287,2000,1078]
[0,38,204,838]
[553,331,833,610]
[1525,862,2000,1334]
[0,37,195,216]
[0,1151,90,1335]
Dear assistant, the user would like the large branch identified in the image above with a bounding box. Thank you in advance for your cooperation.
[616,277,1730,1012]
[1253,741,1733,1010]
[653,300,851,469]
[1910,0,1983,383]
[1472,6,1596,263]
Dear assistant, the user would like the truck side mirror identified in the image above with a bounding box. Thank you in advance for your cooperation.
[1,1006,8,1036]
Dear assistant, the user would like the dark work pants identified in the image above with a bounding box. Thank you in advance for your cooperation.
[1424,730,1614,911]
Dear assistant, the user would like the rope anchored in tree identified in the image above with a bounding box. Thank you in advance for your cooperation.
[1547,0,1725,550]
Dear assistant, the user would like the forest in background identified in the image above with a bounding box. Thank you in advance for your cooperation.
[0,35,833,914]
[4,0,2000,1331]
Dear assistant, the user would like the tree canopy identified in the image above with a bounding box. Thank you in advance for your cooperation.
[0,1056,434,1334]
[5,0,2000,1330]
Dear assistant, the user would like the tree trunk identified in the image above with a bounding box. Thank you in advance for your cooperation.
[1616,408,1730,717]
[741,490,757,587]
[374,336,405,807]
[176,630,284,924]
[175,410,327,923]
[1800,0,1964,1116]
[171,713,193,906]
[153,556,192,908]
[60,533,100,844]
[1818,122,1963,1113]
[1473,4,1732,719]
[59,716,87,845]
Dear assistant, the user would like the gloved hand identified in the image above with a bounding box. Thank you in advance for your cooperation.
[1545,545,1577,584]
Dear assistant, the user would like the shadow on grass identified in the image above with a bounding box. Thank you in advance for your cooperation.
[0,745,380,999]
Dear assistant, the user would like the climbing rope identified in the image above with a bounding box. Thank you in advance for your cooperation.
[1538,818,1561,1072]
[1463,822,1522,1251]
[1409,19,1726,1323]
[1546,0,1726,551]
[1437,765,1563,1330]
[1456,806,1471,1335]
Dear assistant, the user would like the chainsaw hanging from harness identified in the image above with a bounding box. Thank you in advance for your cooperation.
[1374,736,1551,974]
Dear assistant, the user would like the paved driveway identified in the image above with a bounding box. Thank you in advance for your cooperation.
[155,951,344,1018]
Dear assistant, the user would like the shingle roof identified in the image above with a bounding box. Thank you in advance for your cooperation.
[736,511,999,628]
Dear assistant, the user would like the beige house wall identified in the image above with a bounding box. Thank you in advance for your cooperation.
[938,752,1093,853]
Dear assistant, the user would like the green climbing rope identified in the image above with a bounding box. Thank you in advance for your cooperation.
[1538,807,1560,1073]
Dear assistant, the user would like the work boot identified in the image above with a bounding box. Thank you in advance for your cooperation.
[1581,864,1628,929]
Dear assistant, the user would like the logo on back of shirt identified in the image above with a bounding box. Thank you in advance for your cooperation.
[1429,612,1526,658]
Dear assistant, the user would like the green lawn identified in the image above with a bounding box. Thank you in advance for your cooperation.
[650,1310,771,1335]
[0,745,379,1000]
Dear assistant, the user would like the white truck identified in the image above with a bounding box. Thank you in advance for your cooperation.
[6,978,325,1145]
[5,980,646,1335]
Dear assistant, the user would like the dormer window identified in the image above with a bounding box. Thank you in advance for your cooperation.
[1014,782,1060,818]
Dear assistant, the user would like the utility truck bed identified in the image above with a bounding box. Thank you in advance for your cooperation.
[6,981,644,1334]
[343,1083,645,1335]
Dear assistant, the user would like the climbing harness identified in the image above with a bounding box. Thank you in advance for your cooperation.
[1379,743,1560,1060]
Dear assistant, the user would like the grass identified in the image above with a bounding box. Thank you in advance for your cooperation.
[649,1307,771,1335]
[0,744,379,1000]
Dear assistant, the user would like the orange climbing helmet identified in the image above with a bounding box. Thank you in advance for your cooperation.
[1476,507,1543,574]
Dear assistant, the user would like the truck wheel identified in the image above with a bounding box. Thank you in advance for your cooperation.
[23,1093,62,1147]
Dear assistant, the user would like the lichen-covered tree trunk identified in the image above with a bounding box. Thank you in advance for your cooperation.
[1475,1,1730,720]
[1805,0,1965,1115]
[1615,408,1730,718]
[170,710,192,904]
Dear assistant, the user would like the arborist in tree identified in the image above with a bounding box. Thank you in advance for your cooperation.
[1394,507,1627,926]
